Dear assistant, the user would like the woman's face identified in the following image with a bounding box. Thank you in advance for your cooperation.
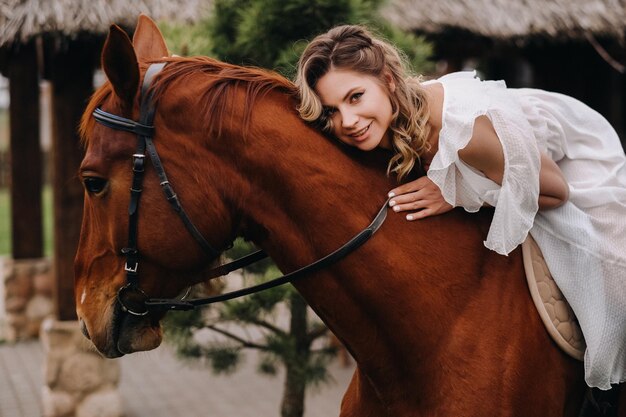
[315,68,394,151]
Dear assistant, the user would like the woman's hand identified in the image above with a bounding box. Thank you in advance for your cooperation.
[388,176,453,220]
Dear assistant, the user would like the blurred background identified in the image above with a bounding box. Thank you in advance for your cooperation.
[0,0,623,416]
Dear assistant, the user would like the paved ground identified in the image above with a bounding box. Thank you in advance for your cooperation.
[0,340,355,417]
[0,258,355,417]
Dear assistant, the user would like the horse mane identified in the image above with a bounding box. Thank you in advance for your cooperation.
[80,56,298,143]
[79,85,113,145]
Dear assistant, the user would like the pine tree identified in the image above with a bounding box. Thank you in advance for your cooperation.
[160,2,433,416]
[164,245,336,417]
[161,0,433,78]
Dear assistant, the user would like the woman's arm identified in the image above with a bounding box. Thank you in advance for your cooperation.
[458,115,569,210]
[389,115,569,218]
[536,152,569,209]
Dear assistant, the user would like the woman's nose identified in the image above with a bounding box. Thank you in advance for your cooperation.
[341,111,359,129]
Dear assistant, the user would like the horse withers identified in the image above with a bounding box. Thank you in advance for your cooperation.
[75,15,607,416]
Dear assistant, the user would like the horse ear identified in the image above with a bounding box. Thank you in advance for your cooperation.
[102,25,139,106]
[133,14,169,61]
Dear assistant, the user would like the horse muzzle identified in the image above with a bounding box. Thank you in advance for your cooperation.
[79,318,91,340]
[79,300,164,359]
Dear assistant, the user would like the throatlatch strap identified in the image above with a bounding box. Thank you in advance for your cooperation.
[144,136,219,257]
[144,199,390,312]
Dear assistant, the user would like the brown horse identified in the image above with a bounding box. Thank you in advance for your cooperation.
[75,16,595,416]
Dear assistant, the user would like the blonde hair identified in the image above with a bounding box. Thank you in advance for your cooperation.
[295,25,430,180]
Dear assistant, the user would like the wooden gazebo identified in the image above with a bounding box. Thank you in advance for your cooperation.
[0,0,207,322]
[381,0,626,140]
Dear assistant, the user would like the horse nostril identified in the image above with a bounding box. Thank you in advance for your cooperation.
[79,318,91,340]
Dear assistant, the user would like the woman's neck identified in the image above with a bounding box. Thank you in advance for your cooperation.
[421,81,444,164]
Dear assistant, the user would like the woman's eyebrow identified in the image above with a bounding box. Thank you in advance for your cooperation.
[342,87,361,102]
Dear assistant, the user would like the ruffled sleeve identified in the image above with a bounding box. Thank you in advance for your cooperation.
[427,71,541,255]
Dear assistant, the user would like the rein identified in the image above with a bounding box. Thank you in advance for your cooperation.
[92,63,389,316]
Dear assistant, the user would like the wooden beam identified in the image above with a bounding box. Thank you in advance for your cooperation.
[49,39,94,321]
[8,40,43,259]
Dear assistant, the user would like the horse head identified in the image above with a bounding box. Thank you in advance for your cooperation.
[75,16,240,357]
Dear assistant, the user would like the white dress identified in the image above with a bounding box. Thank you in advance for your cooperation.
[425,71,626,390]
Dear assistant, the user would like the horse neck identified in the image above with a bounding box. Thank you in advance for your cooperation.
[215,93,394,268]
[187,87,520,402]
[208,93,456,367]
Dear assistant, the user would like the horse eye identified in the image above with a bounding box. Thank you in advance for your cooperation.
[83,177,108,194]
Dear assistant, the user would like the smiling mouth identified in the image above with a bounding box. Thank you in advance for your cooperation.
[348,123,371,139]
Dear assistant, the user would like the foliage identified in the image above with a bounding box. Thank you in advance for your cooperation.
[0,186,53,256]
[207,0,359,74]
[163,260,337,386]
[160,0,433,78]
[0,110,8,152]
[158,20,213,57]
[0,187,9,255]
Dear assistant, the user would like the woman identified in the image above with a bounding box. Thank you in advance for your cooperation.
[295,24,626,392]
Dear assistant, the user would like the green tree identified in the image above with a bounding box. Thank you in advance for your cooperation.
[164,254,335,417]
[160,3,433,417]
[158,20,213,57]
[161,0,433,77]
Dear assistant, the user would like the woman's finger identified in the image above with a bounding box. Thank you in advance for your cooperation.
[388,191,421,207]
[388,176,430,197]
[406,208,433,221]
[391,199,431,212]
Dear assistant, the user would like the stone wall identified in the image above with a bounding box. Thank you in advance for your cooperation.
[2,257,54,341]
[41,318,122,417]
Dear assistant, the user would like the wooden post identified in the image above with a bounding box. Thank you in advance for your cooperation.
[49,39,94,321]
[8,40,43,259]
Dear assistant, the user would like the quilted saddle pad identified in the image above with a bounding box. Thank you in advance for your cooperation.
[521,236,586,361]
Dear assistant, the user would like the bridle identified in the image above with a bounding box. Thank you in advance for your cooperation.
[93,63,389,315]
[91,63,389,316]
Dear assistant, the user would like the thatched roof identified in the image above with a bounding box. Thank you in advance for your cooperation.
[0,0,210,46]
[381,0,626,42]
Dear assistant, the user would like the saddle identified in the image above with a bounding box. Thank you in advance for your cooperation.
[521,236,586,361]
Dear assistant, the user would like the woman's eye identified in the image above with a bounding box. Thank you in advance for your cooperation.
[83,177,108,194]
[350,92,363,103]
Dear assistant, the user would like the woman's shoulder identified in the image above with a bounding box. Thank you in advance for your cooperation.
[425,70,480,85]
[420,73,488,151]
[429,70,507,95]
[425,70,510,120]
